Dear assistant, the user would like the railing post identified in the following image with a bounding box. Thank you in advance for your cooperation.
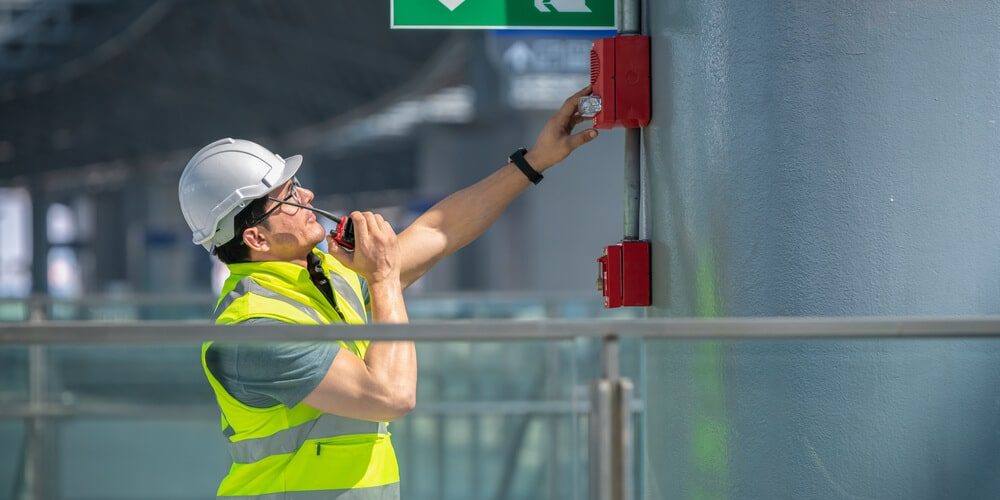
[590,334,633,500]
[590,377,612,500]
[23,347,51,500]
[23,297,51,500]
[616,377,634,500]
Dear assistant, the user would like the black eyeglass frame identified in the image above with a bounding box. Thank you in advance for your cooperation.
[243,178,302,230]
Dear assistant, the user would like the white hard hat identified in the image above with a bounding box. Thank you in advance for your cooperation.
[178,138,302,251]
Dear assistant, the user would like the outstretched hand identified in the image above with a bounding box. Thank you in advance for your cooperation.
[525,85,599,171]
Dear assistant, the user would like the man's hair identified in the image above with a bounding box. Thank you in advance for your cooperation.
[212,197,270,264]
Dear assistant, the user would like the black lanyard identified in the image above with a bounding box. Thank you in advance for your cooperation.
[306,253,345,322]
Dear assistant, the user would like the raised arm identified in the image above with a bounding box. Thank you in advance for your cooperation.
[397,86,599,289]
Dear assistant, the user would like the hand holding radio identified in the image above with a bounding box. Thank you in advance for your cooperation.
[329,217,355,252]
[327,211,400,285]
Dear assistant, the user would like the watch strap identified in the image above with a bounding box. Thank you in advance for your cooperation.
[509,148,543,185]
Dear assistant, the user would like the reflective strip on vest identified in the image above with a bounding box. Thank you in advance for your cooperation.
[220,482,399,500]
[214,277,323,323]
[328,272,365,320]
[228,414,388,464]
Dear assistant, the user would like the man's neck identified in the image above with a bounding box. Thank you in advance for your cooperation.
[248,250,312,268]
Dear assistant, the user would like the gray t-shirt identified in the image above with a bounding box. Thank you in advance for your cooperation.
[205,279,371,408]
[206,335,340,408]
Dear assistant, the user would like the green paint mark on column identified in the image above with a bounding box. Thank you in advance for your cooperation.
[692,245,730,500]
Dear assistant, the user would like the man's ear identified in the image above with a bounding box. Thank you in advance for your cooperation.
[242,227,269,252]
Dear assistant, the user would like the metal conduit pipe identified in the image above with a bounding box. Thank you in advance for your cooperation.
[620,0,642,240]
[590,2,644,499]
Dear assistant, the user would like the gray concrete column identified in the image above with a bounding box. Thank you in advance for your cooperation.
[642,1,1000,499]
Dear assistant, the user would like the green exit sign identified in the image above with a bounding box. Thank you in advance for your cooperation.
[392,0,616,30]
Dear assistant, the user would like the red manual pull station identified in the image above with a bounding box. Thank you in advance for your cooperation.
[597,240,651,308]
[582,35,650,129]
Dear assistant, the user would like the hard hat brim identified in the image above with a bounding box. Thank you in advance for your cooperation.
[275,154,302,188]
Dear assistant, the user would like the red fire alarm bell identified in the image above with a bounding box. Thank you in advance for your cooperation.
[597,240,651,308]
[584,35,650,129]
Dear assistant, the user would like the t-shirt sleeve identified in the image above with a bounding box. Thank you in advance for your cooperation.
[206,325,340,408]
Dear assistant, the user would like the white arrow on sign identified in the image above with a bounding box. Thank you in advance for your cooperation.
[438,0,466,11]
[535,0,591,13]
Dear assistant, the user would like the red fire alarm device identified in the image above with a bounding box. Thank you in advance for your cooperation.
[597,240,651,308]
[597,244,624,308]
[583,35,650,129]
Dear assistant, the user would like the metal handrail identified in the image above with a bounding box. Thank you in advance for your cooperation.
[4,317,1000,344]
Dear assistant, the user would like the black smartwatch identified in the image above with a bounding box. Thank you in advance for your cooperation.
[509,148,543,185]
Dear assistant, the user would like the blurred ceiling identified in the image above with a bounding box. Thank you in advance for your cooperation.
[0,0,459,183]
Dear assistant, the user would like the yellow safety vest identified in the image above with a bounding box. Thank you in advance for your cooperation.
[202,249,400,499]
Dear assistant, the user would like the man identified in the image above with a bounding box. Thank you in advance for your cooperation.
[177,87,598,499]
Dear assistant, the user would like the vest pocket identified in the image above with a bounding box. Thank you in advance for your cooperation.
[312,430,389,456]
[287,436,399,490]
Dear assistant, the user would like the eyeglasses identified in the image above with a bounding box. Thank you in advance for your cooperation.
[244,178,302,228]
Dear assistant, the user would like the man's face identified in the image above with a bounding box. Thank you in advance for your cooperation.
[251,178,326,260]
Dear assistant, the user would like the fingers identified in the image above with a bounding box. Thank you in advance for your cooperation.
[375,213,393,234]
[334,211,400,283]
[556,85,593,121]
[372,213,390,233]
[571,113,591,128]
[366,212,394,235]
[572,84,593,98]
[362,212,384,239]
[351,211,369,245]
[359,211,396,241]
[363,212,378,232]
[567,128,599,150]
[326,231,353,265]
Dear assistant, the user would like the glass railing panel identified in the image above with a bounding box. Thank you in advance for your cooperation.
[641,338,1000,500]
[0,347,28,404]
[0,301,29,322]
[43,345,209,406]
[49,301,215,322]
[401,338,604,500]
[405,295,643,321]
[398,413,587,500]
[407,298,550,320]
[56,418,228,500]
[417,341,582,401]
[0,337,615,500]
[0,421,24,496]
[394,410,587,499]
[0,298,219,322]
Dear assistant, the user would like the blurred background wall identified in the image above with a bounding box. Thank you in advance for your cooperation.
[0,2,631,499]
[0,0,624,300]
[5,1,1000,500]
